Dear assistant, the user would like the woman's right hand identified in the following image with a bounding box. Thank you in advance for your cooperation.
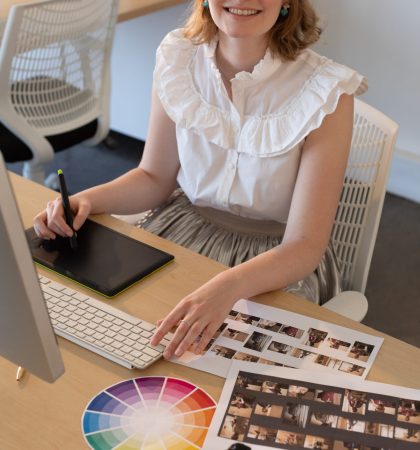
[33,194,92,240]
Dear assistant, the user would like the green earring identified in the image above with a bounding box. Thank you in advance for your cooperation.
[280,6,289,17]
[203,0,209,7]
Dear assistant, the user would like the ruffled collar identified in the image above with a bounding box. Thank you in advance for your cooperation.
[155,29,368,156]
[204,35,283,83]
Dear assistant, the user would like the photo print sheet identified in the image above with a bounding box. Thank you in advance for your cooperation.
[204,361,420,450]
[171,299,383,379]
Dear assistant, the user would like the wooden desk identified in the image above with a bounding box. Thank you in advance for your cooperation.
[1,174,420,449]
[0,0,187,23]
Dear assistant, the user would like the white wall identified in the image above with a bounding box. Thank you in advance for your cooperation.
[312,0,420,202]
[109,3,189,140]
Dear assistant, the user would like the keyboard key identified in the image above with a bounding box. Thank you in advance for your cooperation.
[143,347,160,358]
[141,330,152,338]
[48,282,66,292]
[140,322,155,332]
[73,292,89,301]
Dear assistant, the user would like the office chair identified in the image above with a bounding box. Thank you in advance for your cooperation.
[323,98,399,322]
[0,0,119,186]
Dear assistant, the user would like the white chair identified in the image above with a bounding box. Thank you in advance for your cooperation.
[0,0,119,185]
[323,98,399,322]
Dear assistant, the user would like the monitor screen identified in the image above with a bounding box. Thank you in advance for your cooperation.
[0,154,64,382]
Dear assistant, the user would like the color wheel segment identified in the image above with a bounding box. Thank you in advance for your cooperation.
[82,377,216,450]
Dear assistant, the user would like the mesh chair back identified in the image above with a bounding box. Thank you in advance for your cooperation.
[331,99,398,293]
[0,0,118,136]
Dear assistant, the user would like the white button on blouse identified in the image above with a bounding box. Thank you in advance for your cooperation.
[154,29,367,223]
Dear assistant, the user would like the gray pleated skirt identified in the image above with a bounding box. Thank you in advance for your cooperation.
[137,190,342,305]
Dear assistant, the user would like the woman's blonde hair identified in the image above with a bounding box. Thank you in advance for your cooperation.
[183,0,321,61]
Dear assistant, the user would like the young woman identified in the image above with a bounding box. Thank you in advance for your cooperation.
[33,0,367,359]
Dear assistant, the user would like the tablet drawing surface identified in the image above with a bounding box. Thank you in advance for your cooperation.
[26,219,174,297]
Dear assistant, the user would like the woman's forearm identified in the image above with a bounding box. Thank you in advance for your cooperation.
[73,167,177,216]
[212,238,323,302]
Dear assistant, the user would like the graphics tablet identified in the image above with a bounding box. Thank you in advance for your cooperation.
[26,219,174,297]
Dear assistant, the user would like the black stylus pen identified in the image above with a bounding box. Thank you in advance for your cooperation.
[57,169,78,250]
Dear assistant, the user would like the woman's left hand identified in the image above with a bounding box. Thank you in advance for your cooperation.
[150,275,237,359]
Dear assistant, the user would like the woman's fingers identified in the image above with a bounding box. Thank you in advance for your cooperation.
[150,306,185,347]
[71,198,90,231]
[33,195,90,240]
[194,323,220,355]
[171,320,205,358]
[46,198,72,236]
[33,210,56,239]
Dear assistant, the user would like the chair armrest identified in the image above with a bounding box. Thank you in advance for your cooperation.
[322,291,368,322]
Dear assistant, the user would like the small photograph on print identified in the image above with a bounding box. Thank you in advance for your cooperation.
[338,362,365,377]
[367,398,396,415]
[303,328,328,348]
[304,435,334,449]
[290,347,316,360]
[378,423,394,438]
[267,341,292,354]
[348,342,375,362]
[257,357,278,366]
[314,354,333,366]
[262,380,280,394]
[343,389,368,414]
[222,327,249,342]
[232,352,259,363]
[257,319,283,332]
[254,401,284,418]
[365,422,394,438]
[247,425,277,443]
[288,385,315,400]
[234,313,260,326]
[213,322,228,339]
[203,338,215,352]
[279,325,305,339]
[227,310,239,320]
[394,426,420,442]
[397,399,420,424]
[235,374,263,391]
[219,414,248,441]
[337,417,366,433]
[227,392,256,418]
[327,338,351,351]
[283,403,310,427]
[315,390,342,405]
[332,442,362,450]
[211,345,236,359]
[243,331,271,352]
[310,412,338,428]
[327,358,342,370]
[261,380,288,395]
[276,430,305,446]
[364,422,380,435]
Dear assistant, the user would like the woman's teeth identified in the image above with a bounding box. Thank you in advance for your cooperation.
[228,8,259,16]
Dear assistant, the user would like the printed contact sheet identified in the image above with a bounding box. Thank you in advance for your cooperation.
[204,361,420,450]
[172,299,383,379]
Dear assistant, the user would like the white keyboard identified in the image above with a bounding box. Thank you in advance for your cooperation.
[38,275,168,369]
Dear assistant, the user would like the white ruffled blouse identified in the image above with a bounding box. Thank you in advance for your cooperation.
[154,29,368,223]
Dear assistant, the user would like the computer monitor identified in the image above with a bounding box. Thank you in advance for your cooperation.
[0,154,64,382]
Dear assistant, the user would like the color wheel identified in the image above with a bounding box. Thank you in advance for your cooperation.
[82,377,216,450]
